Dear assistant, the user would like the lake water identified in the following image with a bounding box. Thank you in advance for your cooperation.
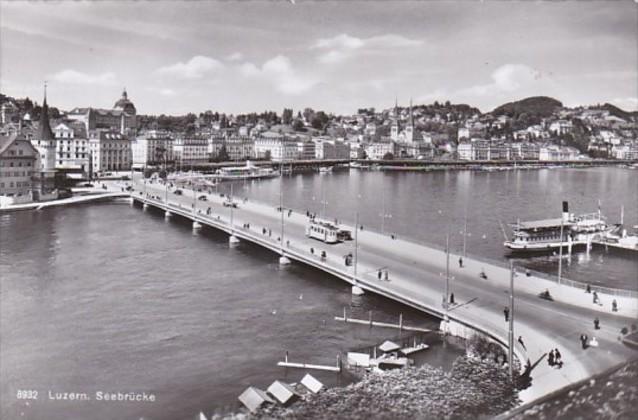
[1,166,635,420]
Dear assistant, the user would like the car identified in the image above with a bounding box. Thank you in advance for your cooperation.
[174,189,183,195]
[81,183,94,187]
[223,201,238,208]
[198,195,208,201]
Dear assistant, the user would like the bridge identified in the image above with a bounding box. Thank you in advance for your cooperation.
[131,178,637,405]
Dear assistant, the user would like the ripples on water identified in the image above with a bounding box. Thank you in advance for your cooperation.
[0,202,460,420]
[0,167,635,420]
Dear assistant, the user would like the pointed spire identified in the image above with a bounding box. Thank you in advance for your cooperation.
[409,98,414,126]
[37,81,54,141]
[122,87,128,99]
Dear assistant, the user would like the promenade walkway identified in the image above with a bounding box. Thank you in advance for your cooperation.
[135,180,638,405]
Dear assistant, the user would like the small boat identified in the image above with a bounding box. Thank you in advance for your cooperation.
[319,166,333,174]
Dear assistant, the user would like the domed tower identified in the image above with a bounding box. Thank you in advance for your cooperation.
[113,88,137,134]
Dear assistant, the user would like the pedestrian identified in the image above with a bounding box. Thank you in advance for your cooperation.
[450,293,455,305]
[503,306,510,322]
[378,270,382,280]
[391,234,396,240]
[554,348,562,368]
[518,335,526,350]
[612,299,618,312]
[593,291,599,304]
[286,240,290,248]
[384,270,389,281]
[310,247,314,255]
[268,229,272,237]
[458,257,463,268]
[548,349,555,366]
[594,317,600,330]
[580,334,588,349]
[586,284,591,293]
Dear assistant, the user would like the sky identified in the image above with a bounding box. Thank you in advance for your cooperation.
[1,0,637,116]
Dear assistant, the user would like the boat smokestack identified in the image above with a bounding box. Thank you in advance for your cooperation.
[562,201,569,223]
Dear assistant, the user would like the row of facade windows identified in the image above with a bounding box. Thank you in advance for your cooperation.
[0,161,32,167]
[1,171,32,177]
[0,181,31,188]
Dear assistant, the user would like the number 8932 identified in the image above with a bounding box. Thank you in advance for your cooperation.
[17,390,38,400]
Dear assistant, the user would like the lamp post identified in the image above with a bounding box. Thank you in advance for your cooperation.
[508,260,515,380]
[444,233,450,323]
[279,144,290,265]
[380,186,392,234]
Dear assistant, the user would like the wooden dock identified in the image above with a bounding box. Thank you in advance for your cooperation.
[277,352,341,372]
[335,308,432,333]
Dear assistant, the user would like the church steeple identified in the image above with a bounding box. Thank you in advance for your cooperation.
[37,81,54,141]
[408,98,414,126]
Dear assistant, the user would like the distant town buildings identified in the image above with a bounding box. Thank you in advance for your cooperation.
[67,89,137,136]
[89,129,131,172]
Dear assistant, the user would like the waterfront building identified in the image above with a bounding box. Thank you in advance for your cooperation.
[88,129,132,173]
[611,143,638,160]
[254,134,297,161]
[131,130,174,168]
[313,137,350,160]
[539,145,579,161]
[53,122,89,176]
[224,136,255,161]
[364,141,398,160]
[296,140,316,160]
[0,133,39,206]
[510,142,540,160]
[174,134,209,164]
[66,89,137,136]
[457,139,511,161]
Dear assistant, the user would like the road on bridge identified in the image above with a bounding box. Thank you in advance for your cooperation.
[135,179,637,404]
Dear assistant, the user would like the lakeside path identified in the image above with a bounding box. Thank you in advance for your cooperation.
[0,189,128,212]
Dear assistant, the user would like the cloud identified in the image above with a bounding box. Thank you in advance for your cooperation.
[461,64,541,96]
[238,55,317,95]
[611,97,638,111]
[155,55,223,79]
[225,52,243,61]
[314,33,423,63]
[50,69,117,85]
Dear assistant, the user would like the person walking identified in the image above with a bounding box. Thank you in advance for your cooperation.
[450,293,455,305]
[458,257,463,268]
[378,270,382,280]
[548,349,555,366]
[586,284,591,293]
[518,335,526,350]
[554,348,562,368]
[593,291,599,304]
[612,299,618,312]
[594,317,600,330]
[503,306,510,322]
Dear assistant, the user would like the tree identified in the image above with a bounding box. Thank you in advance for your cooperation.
[382,152,395,160]
[292,118,305,131]
[282,108,293,125]
[311,111,329,130]
[218,145,229,162]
